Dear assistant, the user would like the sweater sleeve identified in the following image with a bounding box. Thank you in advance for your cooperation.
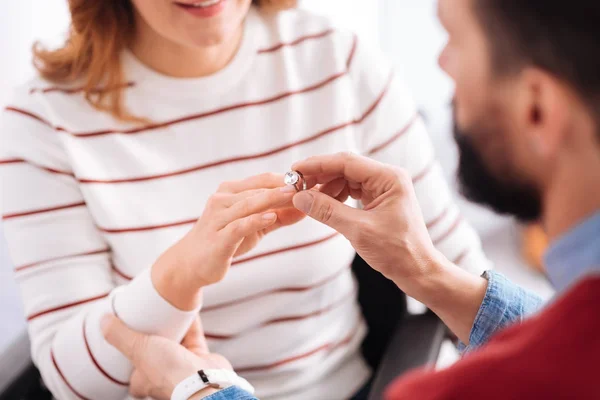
[0,86,200,400]
[347,36,493,277]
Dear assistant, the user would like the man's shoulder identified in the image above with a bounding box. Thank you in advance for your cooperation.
[385,276,600,400]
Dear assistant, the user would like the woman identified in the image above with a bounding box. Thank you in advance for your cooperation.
[0,0,491,399]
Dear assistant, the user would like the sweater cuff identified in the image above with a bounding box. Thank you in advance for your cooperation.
[111,268,201,340]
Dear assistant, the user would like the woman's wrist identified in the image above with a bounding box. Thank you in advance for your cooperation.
[152,240,204,312]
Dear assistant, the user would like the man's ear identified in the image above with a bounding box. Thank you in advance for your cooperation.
[519,68,571,160]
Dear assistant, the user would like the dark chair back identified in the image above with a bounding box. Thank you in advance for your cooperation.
[352,253,407,370]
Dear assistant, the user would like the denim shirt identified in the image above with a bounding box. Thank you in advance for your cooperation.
[467,211,600,349]
[204,211,600,400]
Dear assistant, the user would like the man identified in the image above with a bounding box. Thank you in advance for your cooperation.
[102,0,600,399]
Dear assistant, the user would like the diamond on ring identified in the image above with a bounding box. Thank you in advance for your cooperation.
[284,171,306,191]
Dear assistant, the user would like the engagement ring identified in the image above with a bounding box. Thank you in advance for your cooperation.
[284,171,306,192]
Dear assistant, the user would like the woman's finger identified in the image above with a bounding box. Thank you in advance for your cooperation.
[220,189,268,208]
[221,212,278,243]
[222,188,293,226]
[263,208,306,234]
[218,173,285,193]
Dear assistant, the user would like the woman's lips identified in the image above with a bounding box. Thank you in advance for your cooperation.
[174,0,227,18]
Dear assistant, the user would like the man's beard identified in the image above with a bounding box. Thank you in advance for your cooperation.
[454,122,542,223]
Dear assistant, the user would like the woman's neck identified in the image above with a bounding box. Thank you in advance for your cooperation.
[129,16,244,78]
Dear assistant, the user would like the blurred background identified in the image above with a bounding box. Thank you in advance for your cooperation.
[0,0,554,365]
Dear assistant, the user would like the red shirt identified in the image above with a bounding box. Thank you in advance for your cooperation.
[386,277,600,400]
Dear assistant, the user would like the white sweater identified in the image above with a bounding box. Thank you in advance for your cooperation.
[0,7,490,400]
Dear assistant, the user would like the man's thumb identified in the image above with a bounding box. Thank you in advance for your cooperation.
[101,314,145,362]
[293,191,357,234]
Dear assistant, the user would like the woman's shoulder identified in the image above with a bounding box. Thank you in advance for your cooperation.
[6,75,83,115]
[256,7,356,64]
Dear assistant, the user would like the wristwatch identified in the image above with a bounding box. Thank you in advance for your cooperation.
[171,369,255,400]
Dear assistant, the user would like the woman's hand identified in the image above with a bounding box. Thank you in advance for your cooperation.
[102,315,231,400]
[153,173,305,310]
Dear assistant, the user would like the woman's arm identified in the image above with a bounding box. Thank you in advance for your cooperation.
[0,88,203,399]
[1,87,295,399]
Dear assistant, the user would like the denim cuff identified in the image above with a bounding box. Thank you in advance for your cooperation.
[203,386,257,400]
[462,271,544,351]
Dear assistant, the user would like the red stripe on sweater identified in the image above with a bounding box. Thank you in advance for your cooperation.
[232,232,340,266]
[3,201,86,220]
[112,264,134,281]
[15,248,109,273]
[205,289,355,340]
[258,29,335,53]
[27,292,109,321]
[62,70,347,138]
[412,160,435,184]
[433,214,463,246]
[346,34,358,69]
[0,157,74,177]
[6,35,360,140]
[426,205,451,230]
[77,70,393,186]
[452,248,470,265]
[0,158,25,164]
[51,349,92,400]
[366,113,420,155]
[82,316,129,386]
[29,82,135,95]
[203,262,350,312]
[98,218,196,234]
[236,320,362,373]
[4,106,53,127]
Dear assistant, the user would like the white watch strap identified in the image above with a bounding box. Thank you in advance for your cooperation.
[171,369,255,400]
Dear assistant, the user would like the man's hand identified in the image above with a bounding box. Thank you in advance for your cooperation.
[102,315,231,400]
[291,153,488,343]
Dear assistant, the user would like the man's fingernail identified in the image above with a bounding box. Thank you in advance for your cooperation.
[280,185,297,193]
[100,314,112,336]
[293,192,314,213]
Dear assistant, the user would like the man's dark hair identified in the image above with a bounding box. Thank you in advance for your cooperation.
[474,1,600,131]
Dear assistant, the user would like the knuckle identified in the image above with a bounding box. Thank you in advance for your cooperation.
[315,201,335,224]
[217,181,234,192]
[206,193,225,208]
[130,336,148,365]
[339,151,355,161]
[391,167,411,185]
[261,172,279,181]
[353,220,375,247]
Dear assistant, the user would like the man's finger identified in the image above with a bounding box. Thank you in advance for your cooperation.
[318,178,347,199]
[292,191,362,236]
[129,370,150,399]
[101,314,146,363]
[292,152,387,185]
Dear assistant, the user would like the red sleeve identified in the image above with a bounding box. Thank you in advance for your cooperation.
[385,277,600,400]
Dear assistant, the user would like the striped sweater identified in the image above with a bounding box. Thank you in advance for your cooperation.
[0,7,491,400]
